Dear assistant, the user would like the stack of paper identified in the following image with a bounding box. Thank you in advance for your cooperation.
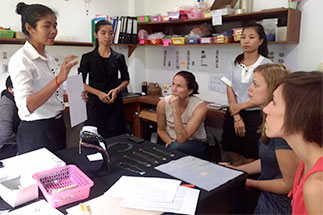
[155,155,243,191]
[5,200,63,215]
[1,148,66,178]
[104,176,200,215]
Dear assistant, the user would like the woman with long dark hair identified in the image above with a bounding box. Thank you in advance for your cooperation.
[220,22,272,165]
[78,20,130,138]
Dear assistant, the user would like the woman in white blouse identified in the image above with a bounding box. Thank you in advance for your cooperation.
[220,22,272,165]
[9,2,78,154]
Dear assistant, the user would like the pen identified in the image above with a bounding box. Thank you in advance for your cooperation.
[79,203,90,215]
[180,184,195,188]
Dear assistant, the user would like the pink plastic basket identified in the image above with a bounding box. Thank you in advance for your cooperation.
[32,164,94,208]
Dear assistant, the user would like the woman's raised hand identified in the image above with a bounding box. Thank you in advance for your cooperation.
[169,95,180,110]
[57,55,78,84]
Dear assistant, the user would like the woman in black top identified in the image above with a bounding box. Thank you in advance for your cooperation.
[78,20,130,138]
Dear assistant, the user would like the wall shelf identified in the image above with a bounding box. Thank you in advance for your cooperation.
[138,8,301,46]
[0,8,301,57]
[0,38,137,57]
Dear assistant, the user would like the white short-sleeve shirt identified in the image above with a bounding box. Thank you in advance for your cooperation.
[221,55,272,111]
[8,41,65,121]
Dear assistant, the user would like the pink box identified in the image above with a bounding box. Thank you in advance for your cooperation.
[200,37,214,44]
[33,165,94,208]
[150,15,162,22]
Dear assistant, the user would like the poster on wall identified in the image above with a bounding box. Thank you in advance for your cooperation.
[209,73,227,94]
[163,48,175,70]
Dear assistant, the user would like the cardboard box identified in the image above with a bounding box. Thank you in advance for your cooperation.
[276,26,287,42]
[211,0,238,10]
[0,176,38,207]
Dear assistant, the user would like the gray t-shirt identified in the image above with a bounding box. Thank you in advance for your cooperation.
[221,55,272,111]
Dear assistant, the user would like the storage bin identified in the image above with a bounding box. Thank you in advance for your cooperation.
[200,37,214,44]
[168,10,187,21]
[186,37,200,44]
[222,30,233,37]
[150,15,162,22]
[32,165,94,208]
[187,8,204,19]
[0,30,15,38]
[172,37,185,45]
[139,39,149,44]
[161,16,169,22]
[163,39,172,46]
[232,27,243,42]
[261,18,278,42]
[149,38,163,45]
[137,15,151,23]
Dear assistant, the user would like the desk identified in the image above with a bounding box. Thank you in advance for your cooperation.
[123,95,226,137]
[0,134,246,214]
[58,134,246,214]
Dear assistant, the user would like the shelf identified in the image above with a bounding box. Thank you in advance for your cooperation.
[138,8,301,45]
[138,41,298,47]
[0,37,137,57]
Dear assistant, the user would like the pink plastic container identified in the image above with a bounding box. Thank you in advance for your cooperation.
[150,15,162,22]
[32,165,94,208]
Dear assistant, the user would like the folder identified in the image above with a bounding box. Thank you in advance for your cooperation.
[114,17,122,44]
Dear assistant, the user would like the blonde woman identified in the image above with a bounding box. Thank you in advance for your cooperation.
[221,64,299,214]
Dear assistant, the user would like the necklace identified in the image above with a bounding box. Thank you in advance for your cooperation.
[107,142,133,152]
[117,162,145,175]
[152,147,175,157]
[133,151,159,164]
[139,148,167,161]
[123,155,151,167]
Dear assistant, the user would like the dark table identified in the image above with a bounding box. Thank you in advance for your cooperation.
[0,134,247,214]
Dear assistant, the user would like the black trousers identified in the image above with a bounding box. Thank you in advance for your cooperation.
[221,109,262,159]
[17,114,66,154]
[85,96,126,138]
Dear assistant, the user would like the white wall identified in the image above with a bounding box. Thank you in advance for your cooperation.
[1,0,322,98]
[0,0,134,91]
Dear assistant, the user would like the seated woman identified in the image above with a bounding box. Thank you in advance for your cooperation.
[157,71,207,159]
[221,64,299,214]
[263,71,323,214]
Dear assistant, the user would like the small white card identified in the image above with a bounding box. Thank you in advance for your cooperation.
[87,153,103,161]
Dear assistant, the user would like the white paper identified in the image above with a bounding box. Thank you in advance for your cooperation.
[6,200,63,215]
[105,176,181,203]
[66,74,87,127]
[1,148,65,177]
[66,195,161,215]
[87,153,103,161]
[211,10,222,26]
[121,186,200,215]
[155,156,243,191]
[209,73,227,93]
